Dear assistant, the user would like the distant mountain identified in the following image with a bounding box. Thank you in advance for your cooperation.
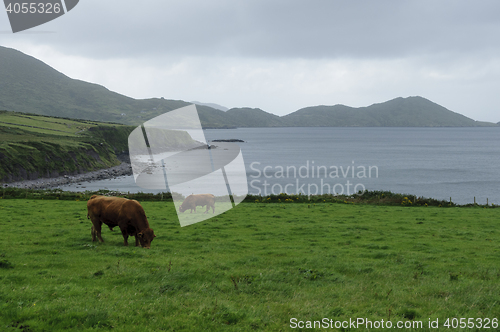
[0,46,497,128]
[195,107,282,128]
[282,97,496,127]
[225,108,283,127]
[191,101,229,112]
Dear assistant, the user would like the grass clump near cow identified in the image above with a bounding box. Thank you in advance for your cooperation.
[1,196,499,331]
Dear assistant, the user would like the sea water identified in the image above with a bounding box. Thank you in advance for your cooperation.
[57,127,500,205]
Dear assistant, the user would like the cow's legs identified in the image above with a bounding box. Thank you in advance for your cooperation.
[120,228,129,246]
[134,235,140,247]
[90,218,104,243]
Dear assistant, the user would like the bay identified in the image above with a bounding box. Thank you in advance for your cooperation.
[58,127,500,205]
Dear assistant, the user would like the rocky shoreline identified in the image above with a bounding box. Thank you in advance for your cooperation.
[2,162,133,190]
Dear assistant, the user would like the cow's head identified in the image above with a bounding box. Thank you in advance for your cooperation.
[137,228,156,248]
[179,204,187,213]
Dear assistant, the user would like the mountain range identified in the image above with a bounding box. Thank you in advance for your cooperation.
[0,45,497,128]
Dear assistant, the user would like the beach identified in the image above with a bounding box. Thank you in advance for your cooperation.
[1,162,132,190]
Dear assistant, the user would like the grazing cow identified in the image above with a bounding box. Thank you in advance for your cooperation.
[87,195,156,248]
[179,194,215,214]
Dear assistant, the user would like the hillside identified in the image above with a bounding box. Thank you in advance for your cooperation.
[0,111,194,183]
[282,97,497,127]
[224,107,283,127]
[0,46,204,125]
[0,110,136,182]
[0,46,497,128]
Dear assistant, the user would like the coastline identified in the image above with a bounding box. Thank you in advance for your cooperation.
[1,162,133,190]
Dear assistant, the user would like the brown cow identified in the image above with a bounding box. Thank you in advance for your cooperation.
[87,195,156,248]
[179,194,215,214]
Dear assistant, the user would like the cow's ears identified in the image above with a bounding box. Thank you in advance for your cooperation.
[154,234,156,237]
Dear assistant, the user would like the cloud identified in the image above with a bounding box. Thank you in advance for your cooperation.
[1,1,500,121]
[5,0,500,59]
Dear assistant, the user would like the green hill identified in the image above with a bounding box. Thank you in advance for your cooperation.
[282,97,497,127]
[0,46,281,128]
[0,46,202,125]
[1,46,497,128]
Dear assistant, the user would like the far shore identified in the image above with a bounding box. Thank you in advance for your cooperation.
[2,163,132,190]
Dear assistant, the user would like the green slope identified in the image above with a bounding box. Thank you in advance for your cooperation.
[1,46,497,128]
[0,46,134,123]
[0,110,136,182]
[0,46,281,128]
[282,97,497,127]
[0,46,204,125]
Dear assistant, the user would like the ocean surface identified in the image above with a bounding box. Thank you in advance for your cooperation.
[58,127,500,205]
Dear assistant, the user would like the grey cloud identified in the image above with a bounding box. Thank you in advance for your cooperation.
[8,0,500,60]
[3,0,499,122]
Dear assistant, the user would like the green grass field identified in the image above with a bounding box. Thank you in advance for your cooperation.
[0,198,499,331]
[0,111,121,140]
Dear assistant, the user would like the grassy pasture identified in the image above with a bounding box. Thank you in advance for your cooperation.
[0,111,106,139]
[0,114,80,136]
[0,199,499,331]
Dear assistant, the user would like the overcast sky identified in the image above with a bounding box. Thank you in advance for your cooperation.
[1,0,500,122]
